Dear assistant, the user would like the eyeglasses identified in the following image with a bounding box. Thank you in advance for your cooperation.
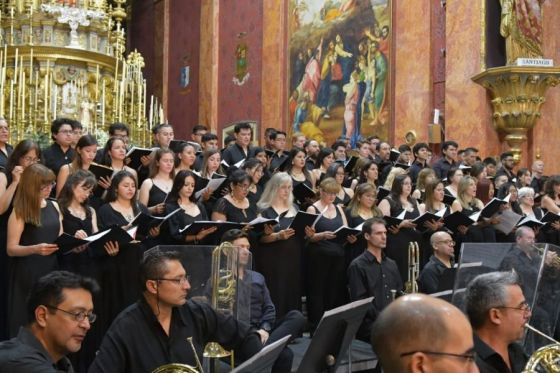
[41,181,56,190]
[436,240,455,246]
[45,305,97,323]
[58,130,74,135]
[156,276,191,285]
[235,184,251,190]
[496,302,531,314]
[400,350,477,363]
[22,156,40,163]
[0,126,8,132]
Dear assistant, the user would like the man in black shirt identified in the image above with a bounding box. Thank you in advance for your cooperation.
[269,131,289,172]
[0,271,98,373]
[42,118,78,176]
[304,139,320,170]
[432,140,458,180]
[417,231,455,294]
[88,249,262,373]
[222,122,255,166]
[408,142,430,184]
[347,218,403,342]
[495,152,516,183]
[465,272,529,373]
[222,230,305,373]
[371,293,478,373]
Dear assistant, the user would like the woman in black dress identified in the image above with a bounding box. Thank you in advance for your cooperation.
[100,136,138,180]
[57,169,117,372]
[166,170,217,245]
[378,174,424,282]
[325,163,354,207]
[0,139,41,339]
[97,171,159,340]
[451,176,497,256]
[284,148,316,208]
[312,147,335,184]
[175,142,197,173]
[349,158,378,189]
[241,159,264,205]
[212,169,257,224]
[257,172,304,318]
[7,163,62,337]
[305,177,357,331]
[344,182,383,265]
[139,148,175,216]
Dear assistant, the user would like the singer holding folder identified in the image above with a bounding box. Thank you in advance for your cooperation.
[139,149,175,217]
[166,170,217,245]
[96,170,160,346]
[6,164,62,337]
[305,177,357,332]
[257,172,306,319]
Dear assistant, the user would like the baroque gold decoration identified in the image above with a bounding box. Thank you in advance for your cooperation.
[0,0,165,146]
[472,66,560,162]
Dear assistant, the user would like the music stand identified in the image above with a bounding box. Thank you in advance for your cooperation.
[231,335,291,373]
[296,297,373,373]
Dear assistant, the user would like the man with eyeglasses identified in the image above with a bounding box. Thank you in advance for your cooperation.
[417,231,455,294]
[495,151,516,183]
[42,118,79,176]
[88,249,262,373]
[465,272,529,373]
[0,270,98,372]
[371,293,478,373]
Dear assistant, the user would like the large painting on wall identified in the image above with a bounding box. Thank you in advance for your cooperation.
[289,0,391,148]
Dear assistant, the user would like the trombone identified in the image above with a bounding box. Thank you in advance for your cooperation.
[405,241,420,293]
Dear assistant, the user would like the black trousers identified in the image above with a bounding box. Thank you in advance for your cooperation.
[268,310,306,373]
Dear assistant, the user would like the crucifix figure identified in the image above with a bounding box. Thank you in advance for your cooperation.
[41,3,105,48]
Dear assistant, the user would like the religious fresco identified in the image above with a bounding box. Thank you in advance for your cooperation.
[288,0,391,148]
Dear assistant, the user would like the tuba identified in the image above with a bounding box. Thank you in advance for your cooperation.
[405,241,420,293]
[203,241,238,359]
[522,324,560,372]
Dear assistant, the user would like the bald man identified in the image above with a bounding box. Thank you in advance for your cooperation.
[371,294,479,373]
[417,231,455,294]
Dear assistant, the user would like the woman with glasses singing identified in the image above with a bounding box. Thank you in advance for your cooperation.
[211,169,257,224]
[325,162,354,207]
[6,163,62,337]
[378,174,425,281]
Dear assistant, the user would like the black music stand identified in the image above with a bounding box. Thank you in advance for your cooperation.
[231,335,291,373]
[296,297,373,373]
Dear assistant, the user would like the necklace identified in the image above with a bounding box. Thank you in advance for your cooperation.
[231,194,245,204]
[68,206,86,220]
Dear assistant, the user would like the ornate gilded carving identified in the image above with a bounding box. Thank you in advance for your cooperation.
[472,66,560,162]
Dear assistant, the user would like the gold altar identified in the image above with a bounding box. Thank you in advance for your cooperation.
[0,0,161,146]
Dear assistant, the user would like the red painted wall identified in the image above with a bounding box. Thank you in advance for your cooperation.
[167,0,202,140]
[216,0,263,136]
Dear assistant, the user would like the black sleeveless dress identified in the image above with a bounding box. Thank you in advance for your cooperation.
[258,206,303,318]
[147,180,169,216]
[58,209,95,275]
[383,196,425,283]
[305,204,348,330]
[8,200,60,337]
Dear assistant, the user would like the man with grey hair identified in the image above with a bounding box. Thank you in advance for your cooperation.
[417,231,455,294]
[371,293,478,373]
[530,159,545,194]
[465,272,530,373]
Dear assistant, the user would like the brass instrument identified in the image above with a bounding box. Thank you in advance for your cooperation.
[531,245,560,268]
[152,337,203,373]
[203,242,238,360]
[405,241,420,293]
[522,324,560,372]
